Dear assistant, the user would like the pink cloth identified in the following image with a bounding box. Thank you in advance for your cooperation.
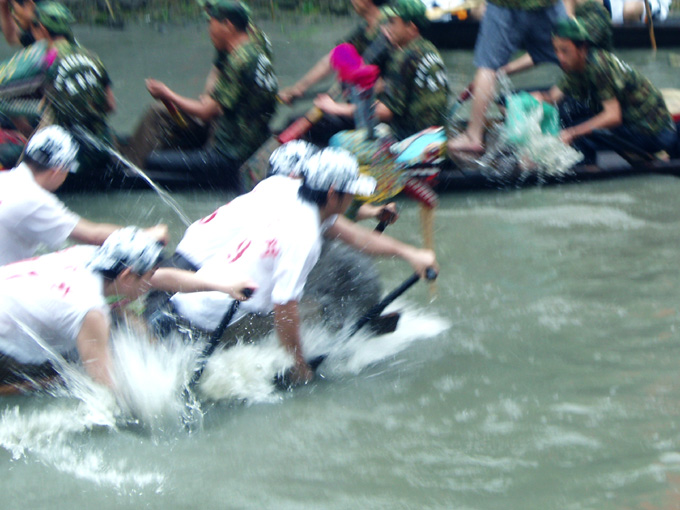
[329,43,379,91]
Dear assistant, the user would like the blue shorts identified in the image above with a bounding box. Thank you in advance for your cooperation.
[473,2,567,70]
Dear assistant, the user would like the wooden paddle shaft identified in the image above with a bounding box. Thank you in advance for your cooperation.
[643,0,657,50]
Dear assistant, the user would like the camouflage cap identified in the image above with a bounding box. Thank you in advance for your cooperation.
[552,18,591,43]
[382,0,428,29]
[34,2,75,38]
[202,0,250,27]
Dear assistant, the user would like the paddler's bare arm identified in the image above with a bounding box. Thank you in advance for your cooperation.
[106,86,116,113]
[0,0,20,46]
[274,301,314,385]
[70,221,169,247]
[560,97,622,145]
[326,216,439,278]
[145,78,222,122]
[500,53,535,76]
[203,66,219,95]
[532,85,564,104]
[279,53,333,104]
[149,268,256,301]
[77,309,114,389]
[313,94,394,122]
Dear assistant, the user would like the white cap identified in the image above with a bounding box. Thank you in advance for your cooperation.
[24,125,79,173]
[88,227,164,277]
[268,140,318,178]
[302,147,376,197]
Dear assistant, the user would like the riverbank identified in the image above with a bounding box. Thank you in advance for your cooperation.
[62,0,680,25]
[63,0,352,25]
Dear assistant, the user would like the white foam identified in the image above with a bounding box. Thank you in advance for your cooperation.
[0,302,450,493]
[198,301,451,402]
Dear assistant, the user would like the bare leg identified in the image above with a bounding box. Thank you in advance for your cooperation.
[447,67,497,154]
[623,1,644,22]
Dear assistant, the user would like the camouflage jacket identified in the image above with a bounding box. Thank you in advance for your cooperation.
[44,39,112,138]
[378,37,449,141]
[576,0,613,51]
[488,0,557,11]
[557,49,674,135]
[211,40,277,162]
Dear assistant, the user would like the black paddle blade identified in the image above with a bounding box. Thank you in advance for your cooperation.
[367,311,400,335]
[273,355,327,392]
[271,310,401,392]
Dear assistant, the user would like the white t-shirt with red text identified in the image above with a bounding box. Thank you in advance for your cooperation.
[176,175,301,268]
[0,164,80,266]
[0,247,109,365]
[171,190,337,331]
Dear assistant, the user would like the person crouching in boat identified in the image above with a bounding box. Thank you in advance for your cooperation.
[313,0,449,144]
[122,0,274,171]
[0,227,255,394]
[532,18,677,165]
[141,0,277,189]
[144,140,397,337]
[167,147,437,386]
[0,126,168,266]
[31,2,117,178]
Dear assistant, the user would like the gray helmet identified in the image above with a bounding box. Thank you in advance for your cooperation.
[88,227,164,277]
[268,140,319,178]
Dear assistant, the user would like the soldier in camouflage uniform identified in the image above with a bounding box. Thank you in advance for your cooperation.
[314,0,449,142]
[141,0,277,188]
[278,0,391,105]
[534,18,677,163]
[33,2,116,179]
[500,0,612,76]
[122,0,273,169]
[448,0,567,154]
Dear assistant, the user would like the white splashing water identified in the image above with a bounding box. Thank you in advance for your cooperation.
[0,302,450,493]
[199,300,451,402]
[462,71,584,180]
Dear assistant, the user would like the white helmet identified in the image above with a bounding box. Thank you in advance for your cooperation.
[25,125,79,173]
[88,227,164,277]
[268,140,318,178]
[302,147,376,196]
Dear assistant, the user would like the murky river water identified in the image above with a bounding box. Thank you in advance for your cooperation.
[3,15,680,510]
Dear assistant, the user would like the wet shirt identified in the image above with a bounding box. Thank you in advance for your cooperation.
[576,0,613,51]
[210,40,277,163]
[378,37,449,141]
[171,190,338,331]
[177,176,301,268]
[489,0,557,10]
[0,163,80,265]
[557,49,674,135]
[0,252,108,365]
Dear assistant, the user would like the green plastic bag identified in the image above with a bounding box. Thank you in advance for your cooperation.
[505,91,559,146]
